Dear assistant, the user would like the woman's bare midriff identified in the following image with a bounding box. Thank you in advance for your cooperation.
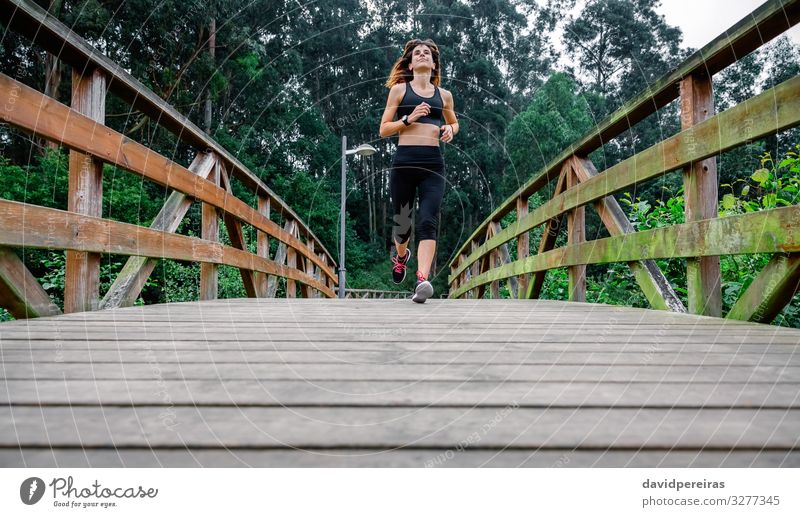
[398,122,441,147]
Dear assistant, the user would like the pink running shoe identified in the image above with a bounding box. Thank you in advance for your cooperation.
[391,248,411,284]
[412,270,433,303]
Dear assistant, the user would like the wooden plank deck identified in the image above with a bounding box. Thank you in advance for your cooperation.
[1,298,798,467]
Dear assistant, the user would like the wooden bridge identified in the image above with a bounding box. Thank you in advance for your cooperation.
[1,0,799,467]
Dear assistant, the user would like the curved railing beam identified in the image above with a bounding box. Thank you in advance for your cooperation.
[0,73,337,284]
[449,75,800,282]
[0,200,335,298]
[451,0,800,261]
[0,0,336,268]
[450,205,800,299]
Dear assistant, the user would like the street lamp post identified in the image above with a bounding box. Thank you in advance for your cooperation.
[339,136,377,298]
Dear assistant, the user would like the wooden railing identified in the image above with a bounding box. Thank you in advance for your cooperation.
[448,0,800,323]
[344,289,410,299]
[0,0,337,318]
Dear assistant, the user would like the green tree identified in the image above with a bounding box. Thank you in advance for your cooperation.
[504,72,593,196]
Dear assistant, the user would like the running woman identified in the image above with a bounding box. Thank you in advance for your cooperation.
[379,38,459,303]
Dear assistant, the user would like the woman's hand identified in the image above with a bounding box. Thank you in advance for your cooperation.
[408,102,430,123]
[439,124,454,142]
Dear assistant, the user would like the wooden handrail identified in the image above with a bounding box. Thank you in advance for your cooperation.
[344,289,410,299]
[447,0,800,323]
[451,0,800,261]
[449,205,800,298]
[0,0,336,269]
[0,1,343,314]
[0,73,337,283]
[449,75,800,281]
[0,200,335,298]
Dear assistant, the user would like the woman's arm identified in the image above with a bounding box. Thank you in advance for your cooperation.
[441,89,459,142]
[379,84,406,138]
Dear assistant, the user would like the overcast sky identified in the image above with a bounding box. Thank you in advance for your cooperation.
[655,0,799,49]
[554,1,798,50]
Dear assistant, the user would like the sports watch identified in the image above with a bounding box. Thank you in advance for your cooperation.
[401,114,410,126]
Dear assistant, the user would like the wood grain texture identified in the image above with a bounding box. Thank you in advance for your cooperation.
[64,68,106,314]
[0,199,334,297]
[449,75,800,283]
[1,299,799,467]
[200,161,220,301]
[727,253,800,323]
[681,74,722,317]
[566,164,586,302]
[0,73,336,283]
[2,449,796,468]
[0,247,61,318]
[515,196,529,298]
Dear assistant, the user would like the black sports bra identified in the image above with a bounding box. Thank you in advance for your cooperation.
[396,82,443,128]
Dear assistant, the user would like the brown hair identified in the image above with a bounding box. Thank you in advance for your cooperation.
[384,38,441,88]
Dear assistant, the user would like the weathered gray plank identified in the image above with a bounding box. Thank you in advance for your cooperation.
[3,379,798,407]
[2,407,797,448]
[1,449,797,468]
[5,318,782,328]
[3,316,779,326]
[4,350,798,366]
[1,299,798,468]
[2,327,798,346]
[4,362,798,382]
[4,341,794,354]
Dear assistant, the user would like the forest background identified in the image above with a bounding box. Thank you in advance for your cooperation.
[1,0,799,326]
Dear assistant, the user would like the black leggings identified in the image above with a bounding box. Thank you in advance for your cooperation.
[389,145,446,244]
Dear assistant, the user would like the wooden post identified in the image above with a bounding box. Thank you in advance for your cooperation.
[680,73,722,317]
[450,259,459,296]
[286,219,297,298]
[267,219,293,297]
[315,252,326,298]
[200,161,220,300]
[458,253,468,298]
[300,236,314,298]
[516,196,529,299]
[65,67,106,313]
[488,223,501,298]
[470,241,481,299]
[255,196,271,298]
[489,220,517,297]
[567,165,586,302]
[322,254,330,296]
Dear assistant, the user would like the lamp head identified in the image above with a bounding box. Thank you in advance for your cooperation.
[346,143,377,157]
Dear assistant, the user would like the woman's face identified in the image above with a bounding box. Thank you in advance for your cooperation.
[408,44,435,72]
